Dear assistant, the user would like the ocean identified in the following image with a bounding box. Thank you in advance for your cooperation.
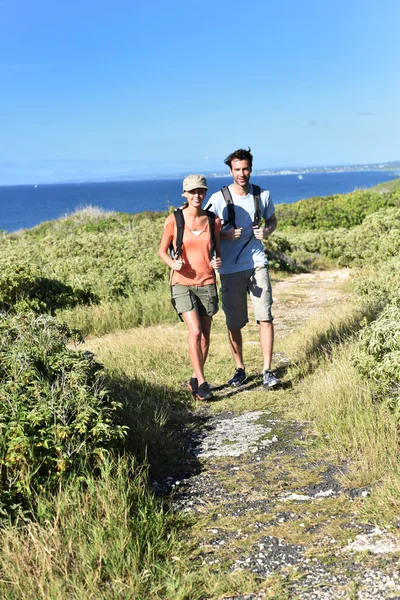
[0,170,398,232]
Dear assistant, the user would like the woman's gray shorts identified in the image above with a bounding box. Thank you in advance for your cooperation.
[220,265,273,330]
[171,283,219,318]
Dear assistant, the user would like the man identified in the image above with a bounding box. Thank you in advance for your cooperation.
[207,148,282,389]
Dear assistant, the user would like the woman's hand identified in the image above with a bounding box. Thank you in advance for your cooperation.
[210,256,222,270]
[171,258,184,271]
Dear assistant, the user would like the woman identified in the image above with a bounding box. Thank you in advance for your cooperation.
[158,175,222,400]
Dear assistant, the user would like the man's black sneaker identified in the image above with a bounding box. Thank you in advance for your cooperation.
[228,368,246,387]
[263,369,282,389]
[196,381,213,401]
[188,377,198,395]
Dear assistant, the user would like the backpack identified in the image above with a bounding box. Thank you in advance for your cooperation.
[220,184,262,229]
[170,208,216,260]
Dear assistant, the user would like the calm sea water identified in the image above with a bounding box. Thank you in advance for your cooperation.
[0,170,398,232]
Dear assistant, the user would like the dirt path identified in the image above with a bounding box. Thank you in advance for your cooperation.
[158,269,400,599]
[273,268,351,335]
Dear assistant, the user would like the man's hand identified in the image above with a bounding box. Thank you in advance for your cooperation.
[253,226,265,240]
[221,227,242,240]
[253,221,275,240]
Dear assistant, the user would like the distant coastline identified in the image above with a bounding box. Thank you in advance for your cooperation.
[0,160,399,188]
[56,160,400,185]
[204,163,400,181]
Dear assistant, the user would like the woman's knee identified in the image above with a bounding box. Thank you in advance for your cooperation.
[188,326,202,342]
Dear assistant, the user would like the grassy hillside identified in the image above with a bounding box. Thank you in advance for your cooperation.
[1,179,400,597]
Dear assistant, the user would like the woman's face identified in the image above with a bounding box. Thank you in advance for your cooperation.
[183,188,207,207]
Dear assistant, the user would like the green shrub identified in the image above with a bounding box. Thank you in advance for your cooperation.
[264,234,307,273]
[354,305,400,415]
[282,207,400,271]
[0,313,126,518]
[353,259,400,308]
[0,263,97,314]
[338,208,400,267]
[0,208,169,305]
[276,182,400,231]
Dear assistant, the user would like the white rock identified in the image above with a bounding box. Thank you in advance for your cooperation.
[282,493,311,502]
[343,528,400,554]
[315,489,335,498]
[196,411,274,458]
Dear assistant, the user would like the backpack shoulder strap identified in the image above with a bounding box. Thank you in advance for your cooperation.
[252,184,261,227]
[221,186,236,228]
[206,210,216,260]
[172,208,184,258]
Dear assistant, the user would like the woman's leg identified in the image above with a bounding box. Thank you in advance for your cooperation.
[199,315,212,367]
[182,310,206,385]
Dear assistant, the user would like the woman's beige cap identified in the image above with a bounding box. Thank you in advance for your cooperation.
[182,174,208,192]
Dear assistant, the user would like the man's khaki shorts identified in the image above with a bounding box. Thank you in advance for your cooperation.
[220,265,273,330]
[171,283,219,318]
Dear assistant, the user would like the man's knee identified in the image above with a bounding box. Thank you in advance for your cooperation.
[257,318,274,326]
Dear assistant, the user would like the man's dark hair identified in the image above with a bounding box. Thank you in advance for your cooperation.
[224,147,253,170]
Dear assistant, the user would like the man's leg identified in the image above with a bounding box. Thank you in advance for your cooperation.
[259,320,274,371]
[228,327,245,369]
[260,318,281,388]
[249,266,281,387]
[221,271,250,385]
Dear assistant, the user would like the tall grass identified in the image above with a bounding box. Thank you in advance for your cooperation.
[282,297,382,379]
[57,282,175,336]
[295,345,399,483]
[280,301,400,524]
[0,456,201,600]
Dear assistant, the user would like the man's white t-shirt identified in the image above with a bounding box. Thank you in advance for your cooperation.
[207,184,275,274]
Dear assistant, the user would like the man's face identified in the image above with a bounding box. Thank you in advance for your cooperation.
[230,159,251,187]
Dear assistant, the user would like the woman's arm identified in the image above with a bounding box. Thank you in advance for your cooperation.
[158,223,183,271]
[210,218,222,270]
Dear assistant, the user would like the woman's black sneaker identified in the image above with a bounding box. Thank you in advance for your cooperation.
[196,381,213,401]
[228,368,246,387]
[188,377,198,395]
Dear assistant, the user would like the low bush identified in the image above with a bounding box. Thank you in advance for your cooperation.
[264,234,308,273]
[0,313,126,518]
[276,182,400,231]
[0,263,97,314]
[354,305,400,415]
[353,259,400,308]
[0,208,169,303]
[282,207,400,271]
[338,207,400,267]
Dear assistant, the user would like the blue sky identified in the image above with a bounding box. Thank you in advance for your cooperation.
[1,0,399,184]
